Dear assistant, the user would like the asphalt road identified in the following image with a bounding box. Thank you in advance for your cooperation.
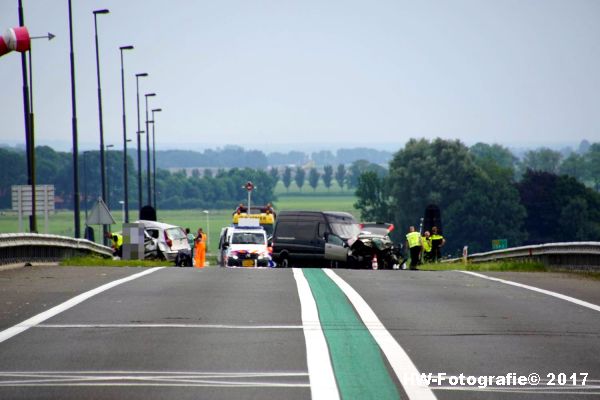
[0,266,598,399]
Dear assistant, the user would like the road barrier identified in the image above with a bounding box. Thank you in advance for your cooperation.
[457,242,600,271]
[0,233,112,266]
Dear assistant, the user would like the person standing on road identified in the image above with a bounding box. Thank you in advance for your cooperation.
[194,228,206,268]
[186,228,195,259]
[421,230,433,264]
[430,226,446,262]
[405,226,422,270]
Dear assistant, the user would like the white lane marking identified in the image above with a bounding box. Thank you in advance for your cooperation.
[458,271,600,312]
[35,323,304,330]
[292,268,340,400]
[0,371,310,388]
[324,269,437,400]
[0,267,165,344]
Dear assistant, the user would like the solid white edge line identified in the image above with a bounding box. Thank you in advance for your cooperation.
[292,268,340,400]
[324,269,437,400]
[0,267,166,344]
[458,271,600,312]
[35,324,304,329]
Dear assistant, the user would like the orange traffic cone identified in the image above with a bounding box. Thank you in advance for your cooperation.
[372,254,379,270]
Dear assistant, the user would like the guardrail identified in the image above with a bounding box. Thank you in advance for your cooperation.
[0,233,113,266]
[457,242,600,271]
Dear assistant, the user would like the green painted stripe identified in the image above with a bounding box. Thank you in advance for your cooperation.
[303,269,400,400]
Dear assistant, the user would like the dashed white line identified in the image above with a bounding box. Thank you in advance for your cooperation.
[458,271,600,312]
[0,267,165,344]
[292,268,340,400]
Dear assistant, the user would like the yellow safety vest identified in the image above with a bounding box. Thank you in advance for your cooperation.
[422,236,432,252]
[431,234,444,246]
[406,232,421,248]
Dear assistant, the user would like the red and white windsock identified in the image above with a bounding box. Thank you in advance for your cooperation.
[4,26,30,53]
[0,35,10,57]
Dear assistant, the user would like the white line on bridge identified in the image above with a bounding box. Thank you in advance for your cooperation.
[458,271,600,312]
[0,267,166,344]
[292,268,340,400]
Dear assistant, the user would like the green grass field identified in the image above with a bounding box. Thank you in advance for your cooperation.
[0,187,358,255]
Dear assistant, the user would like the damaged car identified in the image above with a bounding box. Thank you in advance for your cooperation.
[347,223,401,269]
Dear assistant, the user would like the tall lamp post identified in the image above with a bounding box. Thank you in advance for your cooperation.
[93,8,109,243]
[202,210,210,251]
[144,92,156,206]
[105,144,114,208]
[119,45,134,223]
[150,108,162,208]
[83,151,91,221]
[135,72,148,213]
[68,0,81,237]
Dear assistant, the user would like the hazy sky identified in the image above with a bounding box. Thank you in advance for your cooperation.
[1,0,599,152]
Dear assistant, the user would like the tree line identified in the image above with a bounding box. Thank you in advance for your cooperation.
[354,139,600,255]
[0,146,277,211]
[155,146,393,169]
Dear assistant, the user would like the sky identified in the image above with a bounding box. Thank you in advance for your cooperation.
[0,0,599,153]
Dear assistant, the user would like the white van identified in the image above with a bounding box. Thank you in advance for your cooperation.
[217,226,270,267]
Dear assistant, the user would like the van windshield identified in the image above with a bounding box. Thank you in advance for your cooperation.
[231,232,266,245]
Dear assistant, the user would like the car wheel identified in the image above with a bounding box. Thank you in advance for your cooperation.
[280,256,289,268]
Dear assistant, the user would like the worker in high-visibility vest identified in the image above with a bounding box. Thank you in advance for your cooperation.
[194,228,206,268]
[430,226,446,262]
[405,226,422,270]
[421,230,433,264]
[110,232,123,258]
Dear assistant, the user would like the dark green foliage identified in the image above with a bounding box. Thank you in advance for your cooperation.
[322,165,333,191]
[308,168,320,191]
[295,167,306,191]
[358,138,527,254]
[347,159,387,189]
[282,167,292,191]
[518,170,600,243]
[335,164,346,190]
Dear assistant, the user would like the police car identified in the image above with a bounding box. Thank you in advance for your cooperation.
[217,220,271,267]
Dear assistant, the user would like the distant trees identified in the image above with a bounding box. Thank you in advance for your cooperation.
[335,164,346,191]
[521,148,562,174]
[282,167,292,192]
[294,167,306,191]
[517,171,600,243]
[356,138,528,253]
[322,165,333,191]
[308,168,320,191]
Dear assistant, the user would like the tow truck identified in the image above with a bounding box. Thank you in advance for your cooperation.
[232,204,276,236]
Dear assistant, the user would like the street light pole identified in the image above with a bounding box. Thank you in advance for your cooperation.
[93,8,109,243]
[119,45,134,223]
[105,144,114,208]
[135,72,148,213]
[83,151,91,221]
[144,93,156,206]
[151,108,162,209]
[68,0,81,238]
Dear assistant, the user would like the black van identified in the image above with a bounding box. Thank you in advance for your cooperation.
[271,211,360,267]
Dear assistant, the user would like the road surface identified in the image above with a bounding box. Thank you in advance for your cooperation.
[0,265,598,399]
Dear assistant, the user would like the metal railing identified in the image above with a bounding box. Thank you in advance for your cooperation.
[0,233,113,266]
[458,242,600,271]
